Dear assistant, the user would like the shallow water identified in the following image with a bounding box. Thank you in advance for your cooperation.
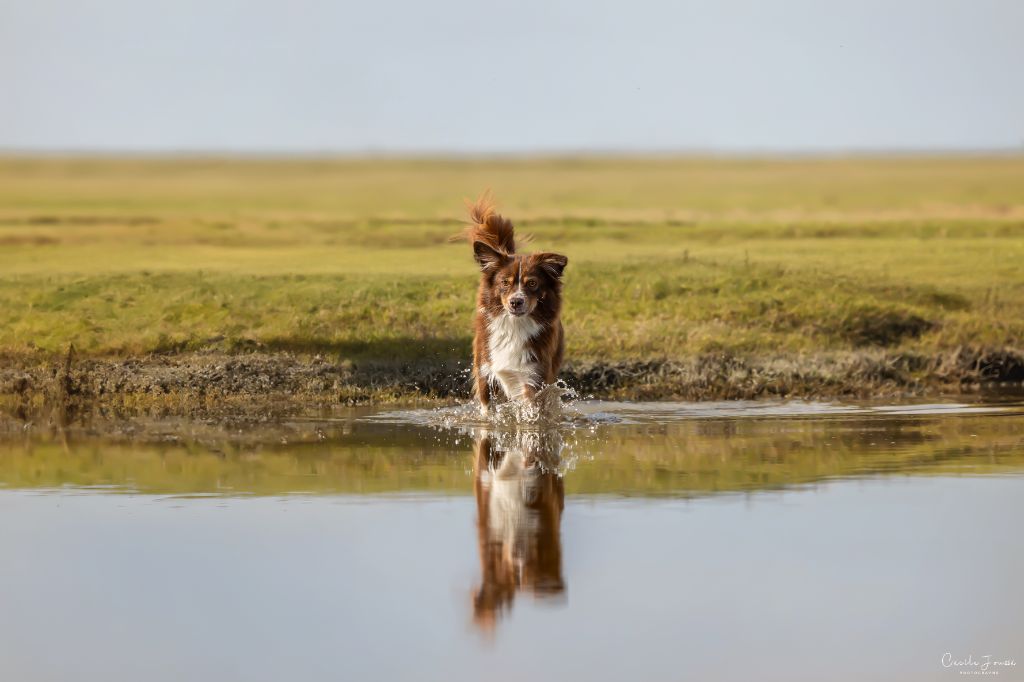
[1,398,1023,681]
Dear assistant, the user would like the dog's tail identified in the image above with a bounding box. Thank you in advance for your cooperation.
[453,190,516,255]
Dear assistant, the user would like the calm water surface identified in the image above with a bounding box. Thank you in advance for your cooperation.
[1,399,1022,681]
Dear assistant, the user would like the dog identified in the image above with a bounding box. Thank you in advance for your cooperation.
[457,193,568,414]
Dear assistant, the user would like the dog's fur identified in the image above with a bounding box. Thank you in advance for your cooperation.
[457,193,568,412]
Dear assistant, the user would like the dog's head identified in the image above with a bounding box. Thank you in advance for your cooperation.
[473,242,568,317]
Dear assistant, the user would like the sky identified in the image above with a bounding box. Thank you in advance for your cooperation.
[1,0,1022,154]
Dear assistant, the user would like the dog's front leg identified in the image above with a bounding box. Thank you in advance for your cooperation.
[476,372,491,417]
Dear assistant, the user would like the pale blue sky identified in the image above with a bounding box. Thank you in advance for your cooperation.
[1,0,1022,153]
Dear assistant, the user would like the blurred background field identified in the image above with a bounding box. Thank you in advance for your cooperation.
[1,155,1022,369]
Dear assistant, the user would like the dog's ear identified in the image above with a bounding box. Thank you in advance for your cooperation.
[536,253,568,279]
[473,241,510,272]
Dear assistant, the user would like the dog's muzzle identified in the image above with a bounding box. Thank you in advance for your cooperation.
[508,295,527,315]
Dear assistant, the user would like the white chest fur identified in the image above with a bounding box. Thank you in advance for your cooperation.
[482,313,542,399]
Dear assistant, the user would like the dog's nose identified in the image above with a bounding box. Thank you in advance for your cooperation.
[509,296,526,311]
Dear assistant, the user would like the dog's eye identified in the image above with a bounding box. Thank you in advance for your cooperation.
[525,279,538,289]
[500,280,512,289]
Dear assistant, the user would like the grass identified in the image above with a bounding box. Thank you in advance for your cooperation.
[1,155,1023,371]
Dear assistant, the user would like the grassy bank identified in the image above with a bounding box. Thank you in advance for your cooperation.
[1,156,1023,403]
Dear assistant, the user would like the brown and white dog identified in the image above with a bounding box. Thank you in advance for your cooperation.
[458,194,568,414]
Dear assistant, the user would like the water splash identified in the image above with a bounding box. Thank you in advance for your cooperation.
[487,381,584,428]
[399,380,589,432]
[357,381,593,477]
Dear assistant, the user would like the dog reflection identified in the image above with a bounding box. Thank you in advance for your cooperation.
[472,431,566,631]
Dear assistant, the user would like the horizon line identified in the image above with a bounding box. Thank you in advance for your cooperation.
[1,146,1023,161]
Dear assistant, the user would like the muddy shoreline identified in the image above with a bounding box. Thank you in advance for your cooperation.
[1,347,1022,420]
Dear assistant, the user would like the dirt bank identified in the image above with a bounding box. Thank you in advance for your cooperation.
[1,346,1022,419]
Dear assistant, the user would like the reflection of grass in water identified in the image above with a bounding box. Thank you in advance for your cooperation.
[1,414,1022,497]
[566,417,1024,496]
[0,157,1023,363]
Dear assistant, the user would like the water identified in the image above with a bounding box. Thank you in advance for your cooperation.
[1,398,1023,681]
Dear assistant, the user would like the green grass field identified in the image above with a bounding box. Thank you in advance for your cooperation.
[1,156,1022,368]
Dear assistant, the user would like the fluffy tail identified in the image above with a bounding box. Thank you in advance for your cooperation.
[454,190,516,255]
